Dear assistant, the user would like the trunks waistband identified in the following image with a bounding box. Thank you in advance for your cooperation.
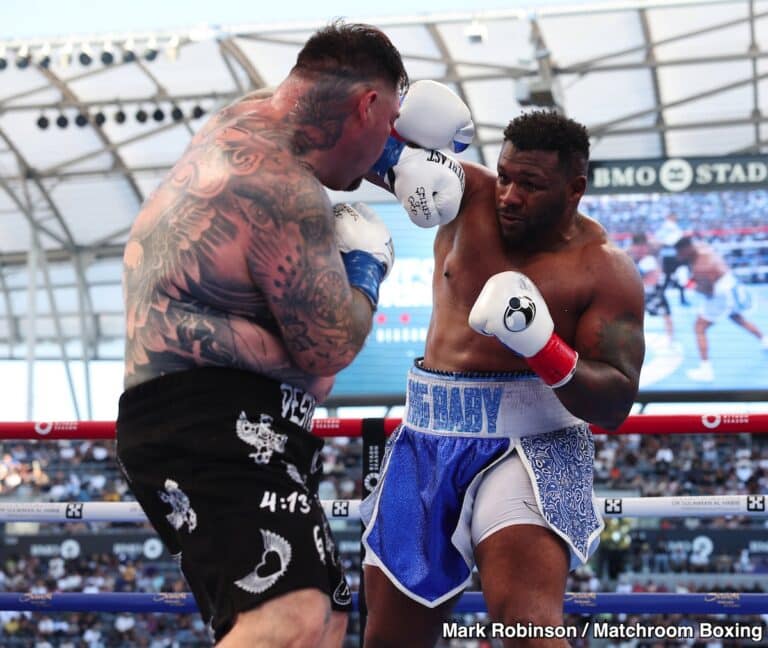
[404,364,583,438]
[118,367,317,434]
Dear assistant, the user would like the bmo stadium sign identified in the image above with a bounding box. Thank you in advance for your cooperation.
[588,154,768,194]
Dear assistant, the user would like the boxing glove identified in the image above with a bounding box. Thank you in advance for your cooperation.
[371,79,474,176]
[389,147,465,227]
[334,202,394,309]
[469,271,578,388]
[395,80,475,152]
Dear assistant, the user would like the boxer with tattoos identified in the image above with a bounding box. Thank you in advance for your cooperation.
[116,22,406,647]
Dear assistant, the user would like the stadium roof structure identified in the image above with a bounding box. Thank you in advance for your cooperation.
[0,0,765,413]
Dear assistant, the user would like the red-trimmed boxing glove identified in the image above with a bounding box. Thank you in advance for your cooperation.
[468,271,578,388]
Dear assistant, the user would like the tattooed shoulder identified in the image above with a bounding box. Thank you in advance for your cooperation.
[231,159,334,249]
[587,311,645,377]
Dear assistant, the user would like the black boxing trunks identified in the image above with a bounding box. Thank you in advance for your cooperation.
[116,367,351,642]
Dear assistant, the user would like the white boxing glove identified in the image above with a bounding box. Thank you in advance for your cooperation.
[334,202,394,309]
[390,148,465,228]
[370,80,473,177]
[394,80,475,153]
[469,271,578,388]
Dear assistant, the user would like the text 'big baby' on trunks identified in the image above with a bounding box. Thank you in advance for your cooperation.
[406,381,502,433]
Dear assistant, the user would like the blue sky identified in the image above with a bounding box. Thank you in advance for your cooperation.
[2,0,578,39]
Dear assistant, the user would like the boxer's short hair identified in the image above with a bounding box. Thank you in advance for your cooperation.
[293,20,408,94]
[503,110,590,175]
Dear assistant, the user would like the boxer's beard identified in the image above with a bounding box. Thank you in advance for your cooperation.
[499,193,567,247]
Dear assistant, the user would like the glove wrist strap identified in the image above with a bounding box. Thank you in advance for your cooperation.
[341,250,386,310]
[526,334,578,388]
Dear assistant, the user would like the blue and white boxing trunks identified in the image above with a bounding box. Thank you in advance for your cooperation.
[360,361,603,607]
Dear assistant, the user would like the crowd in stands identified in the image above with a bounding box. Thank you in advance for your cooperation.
[0,429,766,645]
[2,432,766,512]
[593,433,768,501]
[0,441,125,503]
[0,553,207,646]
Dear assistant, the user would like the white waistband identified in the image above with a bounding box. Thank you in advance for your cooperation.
[403,366,584,438]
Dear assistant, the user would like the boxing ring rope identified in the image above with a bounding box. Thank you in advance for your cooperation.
[0,411,764,440]
[2,592,768,615]
[1,414,767,616]
[0,495,764,522]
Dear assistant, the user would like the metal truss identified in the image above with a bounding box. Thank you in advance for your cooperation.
[0,0,763,415]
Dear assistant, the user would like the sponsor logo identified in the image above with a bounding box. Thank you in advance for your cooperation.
[363,472,379,492]
[65,503,83,519]
[19,593,53,607]
[658,158,694,192]
[60,539,80,559]
[331,501,350,517]
[153,592,191,607]
[747,495,766,512]
[34,422,53,436]
[591,157,768,192]
[143,538,164,560]
[563,592,597,607]
[701,414,750,429]
[703,592,741,607]
[503,296,536,332]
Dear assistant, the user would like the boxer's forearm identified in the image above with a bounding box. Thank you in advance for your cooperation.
[552,359,638,430]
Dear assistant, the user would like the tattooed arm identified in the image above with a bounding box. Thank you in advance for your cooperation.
[240,166,374,377]
[554,244,646,429]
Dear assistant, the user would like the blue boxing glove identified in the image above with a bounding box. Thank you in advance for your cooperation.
[372,80,474,176]
[334,203,394,309]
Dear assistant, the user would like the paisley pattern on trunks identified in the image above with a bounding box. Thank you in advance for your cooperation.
[519,424,599,562]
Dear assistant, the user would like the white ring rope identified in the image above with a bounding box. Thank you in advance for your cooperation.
[0,495,763,523]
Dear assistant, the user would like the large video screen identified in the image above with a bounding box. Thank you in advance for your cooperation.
[332,202,436,402]
[331,155,768,403]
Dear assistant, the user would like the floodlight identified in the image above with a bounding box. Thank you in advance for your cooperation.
[144,38,158,62]
[37,43,52,69]
[16,46,31,69]
[465,21,488,44]
[101,42,115,65]
[122,39,136,63]
[78,45,93,66]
